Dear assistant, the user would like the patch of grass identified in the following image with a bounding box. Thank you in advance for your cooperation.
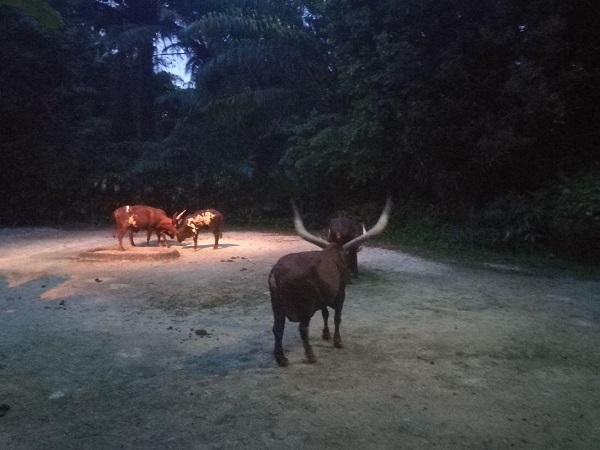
[353,268,388,284]
[235,216,600,280]
[376,220,600,280]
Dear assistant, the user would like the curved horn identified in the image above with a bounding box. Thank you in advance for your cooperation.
[175,210,186,220]
[343,196,392,250]
[362,223,366,234]
[291,199,330,249]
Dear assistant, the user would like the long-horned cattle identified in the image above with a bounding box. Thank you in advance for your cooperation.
[113,205,178,251]
[268,197,392,366]
[328,217,365,279]
[173,209,224,250]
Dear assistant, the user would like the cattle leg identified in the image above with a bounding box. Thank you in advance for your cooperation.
[117,229,127,251]
[193,234,199,251]
[272,312,289,367]
[333,305,344,348]
[299,319,317,364]
[350,250,359,278]
[212,230,220,249]
[146,229,153,246]
[321,307,331,340]
[157,232,170,247]
[129,230,136,247]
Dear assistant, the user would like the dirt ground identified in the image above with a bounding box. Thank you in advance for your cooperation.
[0,227,598,449]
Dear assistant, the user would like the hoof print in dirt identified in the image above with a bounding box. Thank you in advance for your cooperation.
[195,328,211,337]
[55,300,67,310]
[0,404,11,417]
[177,328,213,343]
[220,259,234,263]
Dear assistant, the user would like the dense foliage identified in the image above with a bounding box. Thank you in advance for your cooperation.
[0,0,598,260]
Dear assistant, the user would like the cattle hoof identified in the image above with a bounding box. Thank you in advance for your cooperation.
[334,339,344,349]
[322,330,331,340]
[306,350,317,364]
[275,356,289,367]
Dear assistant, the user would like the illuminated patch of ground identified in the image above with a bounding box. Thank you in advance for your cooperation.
[77,246,180,261]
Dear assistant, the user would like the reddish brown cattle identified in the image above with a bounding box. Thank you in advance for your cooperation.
[328,217,365,279]
[113,205,177,251]
[172,209,224,250]
[268,197,392,366]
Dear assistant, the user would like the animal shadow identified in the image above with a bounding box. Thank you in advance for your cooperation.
[184,334,272,375]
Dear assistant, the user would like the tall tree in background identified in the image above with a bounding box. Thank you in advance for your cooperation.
[561,0,600,172]
[0,1,111,221]
[286,0,595,209]
[156,0,331,210]
[1,0,598,234]
[92,0,182,140]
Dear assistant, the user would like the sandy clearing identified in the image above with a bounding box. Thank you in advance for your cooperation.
[0,227,598,449]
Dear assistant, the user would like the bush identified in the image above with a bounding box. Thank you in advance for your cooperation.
[543,172,600,262]
[479,193,545,250]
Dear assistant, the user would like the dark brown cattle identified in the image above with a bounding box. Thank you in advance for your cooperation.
[173,209,224,250]
[268,197,392,366]
[113,205,177,251]
[328,217,364,278]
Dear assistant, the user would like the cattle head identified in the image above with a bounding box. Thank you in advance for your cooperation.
[174,210,216,242]
[172,210,187,227]
[157,217,177,239]
[293,197,392,253]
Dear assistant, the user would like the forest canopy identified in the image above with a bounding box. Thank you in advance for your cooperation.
[0,0,598,259]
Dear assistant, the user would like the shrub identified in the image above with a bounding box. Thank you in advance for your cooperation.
[479,193,545,250]
[543,172,600,262]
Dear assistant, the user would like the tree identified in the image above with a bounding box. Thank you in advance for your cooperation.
[285,0,586,211]
[151,0,331,213]
[91,0,183,140]
[0,2,112,222]
[0,0,61,29]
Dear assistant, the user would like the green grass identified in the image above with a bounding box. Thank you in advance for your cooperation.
[230,218,600,279]
[374,221,600,280]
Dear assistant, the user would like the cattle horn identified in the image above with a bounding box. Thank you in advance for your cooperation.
[291,200,330,249]
[342,196,392,250]
[292,196,392,250]
[175,210,186,220]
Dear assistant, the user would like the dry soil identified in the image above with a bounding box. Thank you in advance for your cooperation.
[0,227,598,449]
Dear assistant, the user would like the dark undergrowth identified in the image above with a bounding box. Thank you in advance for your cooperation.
[377,220,600,281]
[225,219,600,280]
